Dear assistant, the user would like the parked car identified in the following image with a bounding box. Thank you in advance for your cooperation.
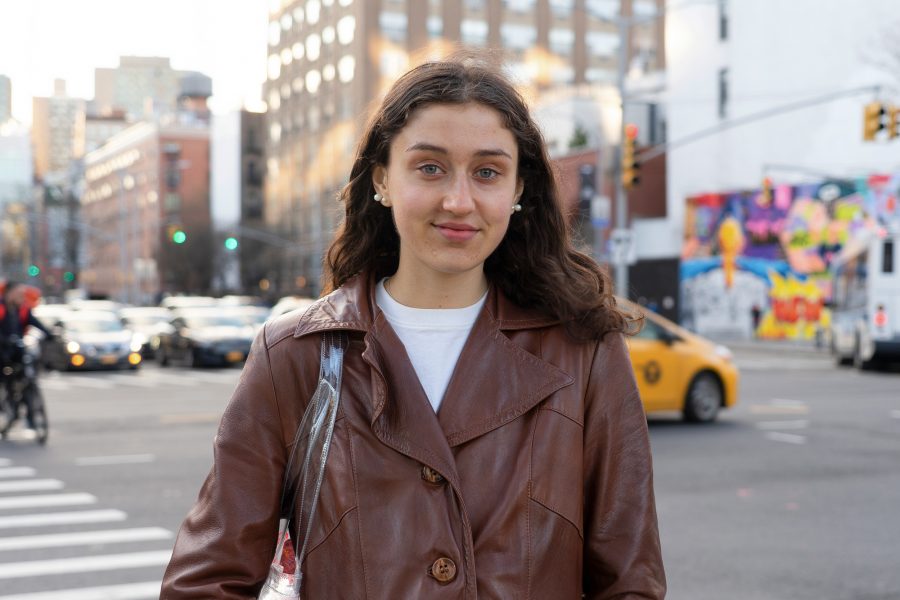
[43,310,143,371]
[269,295,316,320]
[160,295,218,311]
[624,301,739,423]
[220,305,270,335]
[157,308,254,368]
[119,307,174,358]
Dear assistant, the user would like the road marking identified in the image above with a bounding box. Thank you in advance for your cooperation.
[0,493,96,510]
[0,468,36,479]
[0,480,64,494]
[159,412,221,425]
[0,526,172,551]
[0,549,171,579]
[0,509,127,529]
[756,420,810,430]
[103,374,159,388]
[0,460,10,467]
[891,410,900,419]
[60,376,114,389]
[765,432,807,445]
[75,454,155,466]
[0,581,161,600]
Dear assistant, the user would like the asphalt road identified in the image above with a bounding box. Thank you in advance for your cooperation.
[0,350,897,599]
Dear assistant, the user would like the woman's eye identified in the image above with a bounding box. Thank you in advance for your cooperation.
[477,168,499,179]
[419,164,441,175]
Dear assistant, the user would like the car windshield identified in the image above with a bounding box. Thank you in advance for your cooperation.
[64,317,124,333]
[123,313,169,326]
[184,315,245,329]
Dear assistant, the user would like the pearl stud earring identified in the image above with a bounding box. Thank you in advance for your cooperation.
[373,193,383,203]
[512,203,522,213]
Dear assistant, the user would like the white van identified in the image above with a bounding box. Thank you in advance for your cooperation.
[830,229,900,369]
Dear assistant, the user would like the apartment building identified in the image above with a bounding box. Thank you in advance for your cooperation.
[264,0,664,296]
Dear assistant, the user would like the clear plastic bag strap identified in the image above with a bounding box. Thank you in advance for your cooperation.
[277,330,347,521]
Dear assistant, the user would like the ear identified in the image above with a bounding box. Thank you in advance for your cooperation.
[371,164,392,207]
[515,178,524,202]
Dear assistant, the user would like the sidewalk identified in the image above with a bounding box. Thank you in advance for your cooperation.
[710,336,829,358]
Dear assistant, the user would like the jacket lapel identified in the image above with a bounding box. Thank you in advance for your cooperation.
[436,289,574,447]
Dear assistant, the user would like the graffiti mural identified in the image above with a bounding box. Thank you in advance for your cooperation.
[681,173,900,340]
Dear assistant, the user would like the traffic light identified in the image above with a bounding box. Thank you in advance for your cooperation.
[621,123,640,190]
[63,271,75,283]
[167,225,186,244]
[224,237,238,250]
[27,264,40,277]
[863,101,885,141]
[888,106,900,140]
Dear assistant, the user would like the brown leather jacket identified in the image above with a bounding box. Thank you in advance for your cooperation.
[161,275,665,599]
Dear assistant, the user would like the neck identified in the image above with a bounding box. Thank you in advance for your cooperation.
[385,269,488,309]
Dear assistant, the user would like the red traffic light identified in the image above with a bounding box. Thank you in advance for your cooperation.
[624,123,639,140]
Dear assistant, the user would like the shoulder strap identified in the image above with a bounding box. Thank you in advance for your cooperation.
[277,330,348,561]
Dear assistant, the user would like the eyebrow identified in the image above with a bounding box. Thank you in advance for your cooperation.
[405,142,512,160]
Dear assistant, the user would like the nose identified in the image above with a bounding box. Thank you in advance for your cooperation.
[442,174,475,214]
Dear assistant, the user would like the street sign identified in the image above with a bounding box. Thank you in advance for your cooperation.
[609,228,637,265]
[591,195,611,228]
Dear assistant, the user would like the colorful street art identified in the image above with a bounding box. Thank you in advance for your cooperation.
[681,173,900,340]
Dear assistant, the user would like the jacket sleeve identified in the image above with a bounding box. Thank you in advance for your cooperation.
[160,324,286,599]
[582,333,666,599]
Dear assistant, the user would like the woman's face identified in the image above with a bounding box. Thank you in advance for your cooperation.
[372,102,523,283]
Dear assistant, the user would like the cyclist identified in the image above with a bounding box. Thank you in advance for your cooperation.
[0,282,50,430]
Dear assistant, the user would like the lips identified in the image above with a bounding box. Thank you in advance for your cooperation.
[435,222,478,242]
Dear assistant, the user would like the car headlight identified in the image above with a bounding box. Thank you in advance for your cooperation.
[130,333,147,352]
[66,341,81,354]
[714,344,733,362]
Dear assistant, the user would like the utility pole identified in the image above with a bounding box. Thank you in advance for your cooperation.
[613,12,631,298]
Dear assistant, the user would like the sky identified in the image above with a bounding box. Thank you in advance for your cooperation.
[0,0,269,124]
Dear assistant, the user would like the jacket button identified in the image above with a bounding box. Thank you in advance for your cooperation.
[429,557,457,583]
[421,465,445,484]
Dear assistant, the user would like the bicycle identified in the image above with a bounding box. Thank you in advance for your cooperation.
[0,336,49,445]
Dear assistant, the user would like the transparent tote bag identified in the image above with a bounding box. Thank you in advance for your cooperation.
[258,330,347,600]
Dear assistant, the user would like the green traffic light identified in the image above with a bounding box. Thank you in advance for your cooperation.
[63,271,75,282]
[224,237,238,250]
[172,230,187,244]
[27,264,41,277]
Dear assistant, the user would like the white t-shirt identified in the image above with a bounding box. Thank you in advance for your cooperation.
[376,278,486,412]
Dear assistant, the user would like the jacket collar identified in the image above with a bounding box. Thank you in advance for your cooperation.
[293,273,560,339]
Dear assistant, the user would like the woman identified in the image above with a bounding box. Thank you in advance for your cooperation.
[162,55,665,599]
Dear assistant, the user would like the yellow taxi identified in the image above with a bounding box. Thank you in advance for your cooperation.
[625,302,739,422]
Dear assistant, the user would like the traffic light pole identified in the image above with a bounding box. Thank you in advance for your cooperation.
[613,13,631,299]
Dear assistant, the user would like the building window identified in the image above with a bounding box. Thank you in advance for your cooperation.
[884,240,895,274]
[549,0,573,18]
[549,28,575,56]
[504,0,536,13]
[586,0,618,21]
[461,19,489,45]
[718,0,728,40]
[500,23,536,51]
[379,11,407,43]
[586,31,618,57]
[427,15,443,38]
[718,68,728,119]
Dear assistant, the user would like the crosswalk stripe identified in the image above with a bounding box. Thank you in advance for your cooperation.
[59,377,114,389]
[75,454,155,467]
[0,493,96,510]
[0,509,127,529]
[0,549,172,579]
[103,374,160,388]
[0,480,64,494]
[0,526,172,551]
[0,460,11,467]
[0,581,161,600]
[0,468,36,479]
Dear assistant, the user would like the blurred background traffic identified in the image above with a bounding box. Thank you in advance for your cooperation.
[1,1,899,599]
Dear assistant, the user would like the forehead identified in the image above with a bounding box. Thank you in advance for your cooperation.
[393,102,517,156]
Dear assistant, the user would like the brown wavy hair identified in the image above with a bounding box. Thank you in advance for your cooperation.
[324,53,638,341]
